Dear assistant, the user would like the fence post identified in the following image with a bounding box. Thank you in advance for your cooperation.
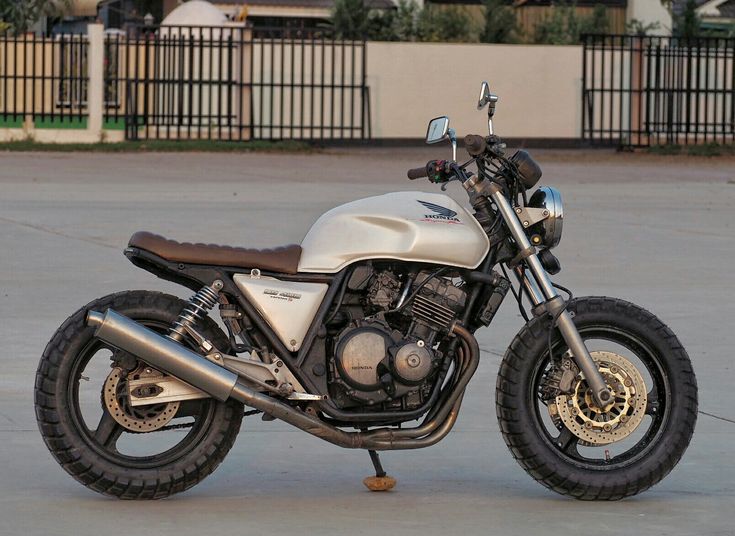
[87,23,104,140]
[630,36,644,147]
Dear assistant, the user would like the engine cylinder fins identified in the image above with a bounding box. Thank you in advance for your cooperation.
[412,294,456,330]
[407,272,466,331]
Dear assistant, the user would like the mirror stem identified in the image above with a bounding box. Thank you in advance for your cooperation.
[448,128,458,162]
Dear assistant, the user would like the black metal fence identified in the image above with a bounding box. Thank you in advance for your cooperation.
[0,26,371,141]
[583,34,735,148]
[106,25,370,141]
[0,32,90,128]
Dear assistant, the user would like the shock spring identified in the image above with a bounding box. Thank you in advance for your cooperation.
[167,281,223,342]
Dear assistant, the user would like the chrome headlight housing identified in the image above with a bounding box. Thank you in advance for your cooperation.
[528,186,563,249]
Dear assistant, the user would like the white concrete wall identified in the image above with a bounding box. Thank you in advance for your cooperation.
[366,42,583,140]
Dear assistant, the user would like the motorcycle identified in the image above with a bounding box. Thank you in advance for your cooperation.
[35,82,697,500]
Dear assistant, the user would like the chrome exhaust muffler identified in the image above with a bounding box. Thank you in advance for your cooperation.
[87,308,478,450]
[87,309,238,402]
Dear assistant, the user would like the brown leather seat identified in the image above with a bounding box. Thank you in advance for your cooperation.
[129,231,302,274]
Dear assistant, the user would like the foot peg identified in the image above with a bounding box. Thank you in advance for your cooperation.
[363,450,396,492]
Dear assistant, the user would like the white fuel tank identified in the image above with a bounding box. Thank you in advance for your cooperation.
[298,192,490,273]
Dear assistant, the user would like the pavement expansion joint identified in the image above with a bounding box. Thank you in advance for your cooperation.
[698,410,735,425]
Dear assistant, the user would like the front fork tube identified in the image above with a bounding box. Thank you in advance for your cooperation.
[487,184,613,408]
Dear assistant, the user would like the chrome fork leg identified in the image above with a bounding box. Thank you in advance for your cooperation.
[489,184,612,408]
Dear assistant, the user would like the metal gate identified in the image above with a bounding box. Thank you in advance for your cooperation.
[104,26,371,142]
[582,34,735,148]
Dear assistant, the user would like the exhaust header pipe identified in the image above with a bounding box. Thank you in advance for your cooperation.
[87,309,479,450]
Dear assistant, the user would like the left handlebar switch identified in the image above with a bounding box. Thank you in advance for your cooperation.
[426,159,449,183]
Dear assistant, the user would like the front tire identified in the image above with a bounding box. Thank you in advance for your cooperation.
[35,290,244,499]
[496,297,697,500]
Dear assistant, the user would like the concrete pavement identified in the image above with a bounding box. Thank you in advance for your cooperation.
[1,148,733,536]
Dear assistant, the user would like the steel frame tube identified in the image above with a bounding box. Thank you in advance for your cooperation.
[488,185,612,407]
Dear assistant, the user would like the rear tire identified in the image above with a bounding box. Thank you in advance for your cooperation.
[35,290,244,499]
[496,297,697,500]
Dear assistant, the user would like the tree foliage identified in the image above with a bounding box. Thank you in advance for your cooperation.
[331,0,631,45]
[331,0,371,40]
[533,2,609,45]
[367,0,420,42]
[333,0,473,42]
[416,4,473,43]
[625,18,661,36]
[0,0,70,34]
[673,0,702,41]
[481,0,517,44]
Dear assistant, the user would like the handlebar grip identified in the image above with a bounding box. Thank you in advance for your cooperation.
[464,134,487,157]
[407,166,428,180]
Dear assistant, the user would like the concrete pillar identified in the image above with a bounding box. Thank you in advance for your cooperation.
[87,23,104,139]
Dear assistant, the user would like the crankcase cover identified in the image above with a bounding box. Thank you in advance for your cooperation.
[391,342,433,385]
[335,327,392,391]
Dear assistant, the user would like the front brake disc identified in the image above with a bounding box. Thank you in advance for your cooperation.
[551,351,647,446]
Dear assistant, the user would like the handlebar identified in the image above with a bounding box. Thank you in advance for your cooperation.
[464,134,487,157]
[406,134,499,184]
[407,166,428,180]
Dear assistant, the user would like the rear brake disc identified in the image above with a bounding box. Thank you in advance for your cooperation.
[103,367,179,432]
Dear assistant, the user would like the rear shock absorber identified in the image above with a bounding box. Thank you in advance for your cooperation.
[167,280,224,343]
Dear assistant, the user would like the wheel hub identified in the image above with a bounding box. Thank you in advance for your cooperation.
[550,351,647,446]
[103,367,179,432]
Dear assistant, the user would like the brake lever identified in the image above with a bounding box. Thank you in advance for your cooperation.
[441,177,461,191]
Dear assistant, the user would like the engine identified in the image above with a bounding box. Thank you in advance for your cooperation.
[327,266,467,411]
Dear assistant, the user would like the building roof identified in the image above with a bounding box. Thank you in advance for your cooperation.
[718,0,735,17]
[673,0,735,18]
[673,0,711,16]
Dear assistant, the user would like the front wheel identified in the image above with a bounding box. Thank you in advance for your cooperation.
[496,297,697,500]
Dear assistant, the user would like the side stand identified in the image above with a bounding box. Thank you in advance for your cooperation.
[362,450,397,492]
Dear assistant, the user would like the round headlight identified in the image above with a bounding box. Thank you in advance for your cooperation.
[528,186,563,249]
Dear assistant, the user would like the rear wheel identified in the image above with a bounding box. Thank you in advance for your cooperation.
[496,297,697,500]
[35,290,244,499]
